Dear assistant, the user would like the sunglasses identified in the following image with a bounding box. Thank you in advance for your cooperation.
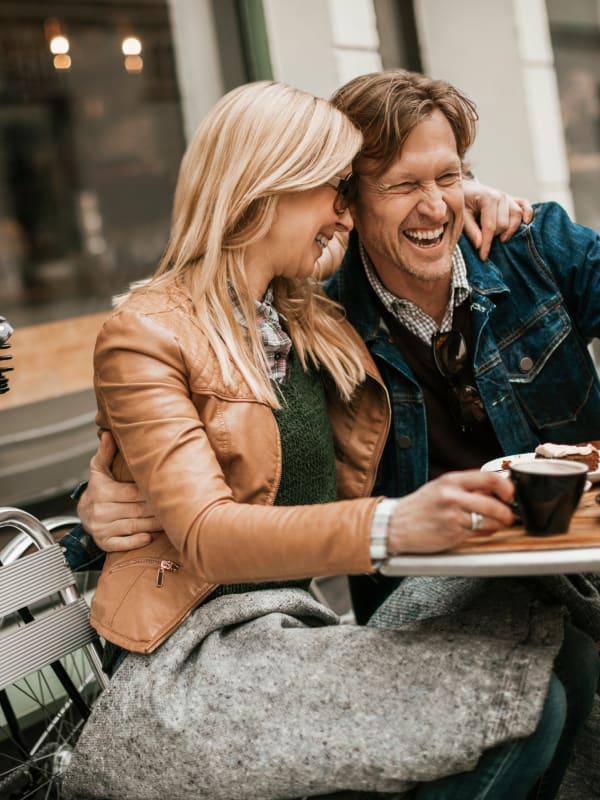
[326,172,355,215]
[432,330,487,432]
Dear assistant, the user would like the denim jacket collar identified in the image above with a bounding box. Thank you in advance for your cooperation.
[324,231,386,346]
[458,234,510,302]
[329,230,511,336]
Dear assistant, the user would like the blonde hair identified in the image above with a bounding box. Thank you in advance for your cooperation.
[141,81,365,406]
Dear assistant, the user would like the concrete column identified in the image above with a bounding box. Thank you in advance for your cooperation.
[262,0,382,98]
[262,0,339,97]
[414,0,573,212]
[328,0,382,84]
[167,0,225,142]
[512,0,573,211]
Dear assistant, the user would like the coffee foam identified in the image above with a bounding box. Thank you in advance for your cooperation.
[511,459,588,476]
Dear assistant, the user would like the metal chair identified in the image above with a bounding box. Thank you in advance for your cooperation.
[0,507,108,799]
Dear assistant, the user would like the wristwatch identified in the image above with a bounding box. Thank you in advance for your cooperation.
[369,498,397,565]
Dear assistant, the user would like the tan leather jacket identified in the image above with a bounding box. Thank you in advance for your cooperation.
[90,285,391,653]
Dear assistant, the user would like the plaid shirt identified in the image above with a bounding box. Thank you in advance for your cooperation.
[359,241,471,343]
[232,285,292,384]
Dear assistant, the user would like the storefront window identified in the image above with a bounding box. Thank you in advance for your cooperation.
[547,0,600,231]
[0,1,186,326]
[0,2,267,511]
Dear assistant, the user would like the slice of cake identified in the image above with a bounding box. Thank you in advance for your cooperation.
[534,442,599,471]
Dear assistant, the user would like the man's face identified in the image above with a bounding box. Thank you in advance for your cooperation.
[351,109,465,295]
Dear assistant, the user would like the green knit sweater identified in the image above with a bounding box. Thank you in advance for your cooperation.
[210,352,337,599]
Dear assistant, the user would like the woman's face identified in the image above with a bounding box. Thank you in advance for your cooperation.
[247,165,354,295]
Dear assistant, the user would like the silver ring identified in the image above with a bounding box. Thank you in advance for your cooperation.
[470,511,484,531]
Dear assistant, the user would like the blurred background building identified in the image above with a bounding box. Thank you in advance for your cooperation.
[0,0,599,512]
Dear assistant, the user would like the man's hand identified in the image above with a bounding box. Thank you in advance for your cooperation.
[387,470,515,555]
[77,431,162,552]
[463,179,533,261]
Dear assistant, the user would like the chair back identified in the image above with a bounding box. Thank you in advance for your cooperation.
[0,506,108,692]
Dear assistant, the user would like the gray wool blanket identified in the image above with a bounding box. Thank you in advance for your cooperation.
[371,574,600,800]
[64,576,573,800]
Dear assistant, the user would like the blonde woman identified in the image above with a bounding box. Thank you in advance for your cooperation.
[64,82,564,800]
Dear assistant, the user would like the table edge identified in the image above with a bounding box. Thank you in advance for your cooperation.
[380,546,600,576]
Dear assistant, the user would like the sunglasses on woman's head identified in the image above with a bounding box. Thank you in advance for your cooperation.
[325,172,355,215]
[432,330,487,432]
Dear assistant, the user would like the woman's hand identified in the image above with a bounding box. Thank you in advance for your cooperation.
[77,431,162,552]
[462,179,533,261]
[387,470,515,555]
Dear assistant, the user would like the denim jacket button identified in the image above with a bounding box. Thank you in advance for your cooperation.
[397,434,412,449]
[519,356,534,372]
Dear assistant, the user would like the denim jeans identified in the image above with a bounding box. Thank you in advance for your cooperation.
[528,622,600,799]
[412,673,566,800]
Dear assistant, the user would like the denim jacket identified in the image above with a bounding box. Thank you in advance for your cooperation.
[326,201,600,500]
[61,523,105,571]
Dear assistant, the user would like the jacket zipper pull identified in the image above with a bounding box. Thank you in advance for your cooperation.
[156,559,180,587]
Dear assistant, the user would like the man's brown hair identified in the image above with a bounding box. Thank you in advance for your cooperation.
[330,69,478,176]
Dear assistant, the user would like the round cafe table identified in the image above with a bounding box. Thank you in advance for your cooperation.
[381,488,600,577]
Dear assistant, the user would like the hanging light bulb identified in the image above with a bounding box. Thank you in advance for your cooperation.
[50,35,70,54]
[121,34,143,72]
[44,19,72,70]
[121,36,142,56]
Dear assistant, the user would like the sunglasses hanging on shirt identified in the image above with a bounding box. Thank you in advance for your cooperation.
[432,329,487,432]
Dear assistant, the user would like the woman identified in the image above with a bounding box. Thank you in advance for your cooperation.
[64,82,564,800]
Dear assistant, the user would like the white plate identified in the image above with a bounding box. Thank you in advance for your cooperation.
[481,453,536,476]
[481,452,599,486]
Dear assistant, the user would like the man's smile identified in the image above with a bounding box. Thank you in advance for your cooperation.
[403,224,446,248]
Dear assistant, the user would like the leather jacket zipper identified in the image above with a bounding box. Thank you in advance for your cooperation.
[156,559,180,587]
[109,556,181,587]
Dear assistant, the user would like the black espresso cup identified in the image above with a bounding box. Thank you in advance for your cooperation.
[510,459,588,536]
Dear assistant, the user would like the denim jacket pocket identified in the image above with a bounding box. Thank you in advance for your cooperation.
[500,304,594,429]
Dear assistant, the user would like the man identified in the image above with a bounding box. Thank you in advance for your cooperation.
[70,71,600,797]
[324,70,600,800]
[326,71,600,618]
